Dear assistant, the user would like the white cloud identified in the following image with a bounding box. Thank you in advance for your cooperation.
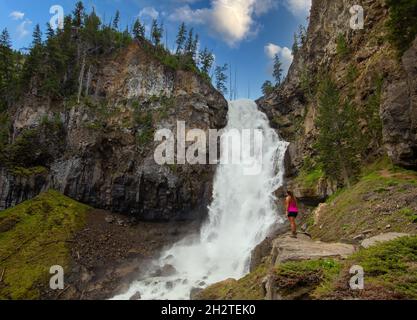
[17,19,32,38]
[139,7,160,20]
[10,11,25,20]
[264,43,293,76]
[284,0,312,17]
[169,5,208,24]
[169,0,277,47]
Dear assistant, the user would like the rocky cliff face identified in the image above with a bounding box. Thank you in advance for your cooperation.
[0,42,228,221]
[258,0,417,201]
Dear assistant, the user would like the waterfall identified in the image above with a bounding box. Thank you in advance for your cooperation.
[112,99,289,300]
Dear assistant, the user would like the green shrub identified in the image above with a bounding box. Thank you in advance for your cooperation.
[336,34,350,58]
[386,0,417,55]
[349,236,417,298]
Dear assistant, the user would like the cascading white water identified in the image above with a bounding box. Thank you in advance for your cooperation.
[113,99,288,300]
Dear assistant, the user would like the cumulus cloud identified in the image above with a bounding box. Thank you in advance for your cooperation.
[264,43,293,76]
[139,7,160,20]
[17,19,32,38]
[284,0,312,17]
[169,0,277,47]
[9,11,25,20]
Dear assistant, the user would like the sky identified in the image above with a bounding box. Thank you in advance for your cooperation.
[0,0,312,99]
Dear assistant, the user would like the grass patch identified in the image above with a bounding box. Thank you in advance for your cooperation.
[397,208,417,223]
[347,236,417,298]
[309,158,417,241]
[196,264,268,300]
[275,258,341,298]
[0,190,90,300]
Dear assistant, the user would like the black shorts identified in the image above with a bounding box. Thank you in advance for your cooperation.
[287,212,298,218]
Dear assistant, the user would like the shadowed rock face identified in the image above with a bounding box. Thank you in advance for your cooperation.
[257,0,417,201]
[381,38,417,169]
[0,42,228,221]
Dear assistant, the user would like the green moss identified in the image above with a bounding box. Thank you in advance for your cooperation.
[11,166,48,177]
[348,236,417,298]
[0,190,90,300]
[295,167,324,190]
[197,264,268,300]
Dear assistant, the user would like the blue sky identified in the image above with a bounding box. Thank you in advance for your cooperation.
[0,0,311,99]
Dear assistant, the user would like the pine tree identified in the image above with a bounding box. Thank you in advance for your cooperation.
[0,29,14,110]
[73,1,85,28]
[175,23,187,55]
[315,77,361,186]
[151,20,163,46]
[199,47,214,76]
[298,25,307,47]
[132,18,145,40]
[292,33,299,55]
[113,10,120,30]
[192,33,199,61]
[32,24,43,47]
[215,64,228,95]
[46,23,55,39]
[185,28,194,55]
[261,80,274,96]
[273,54,283,85]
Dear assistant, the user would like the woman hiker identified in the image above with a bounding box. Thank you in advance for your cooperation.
[285,191,299,238]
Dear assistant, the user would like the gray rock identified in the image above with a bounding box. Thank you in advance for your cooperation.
[353,234,365,241]
[129,291,141,300]
[361,233,410,249]
[190,287,203,300]
[271,233,356,265]
[105,216,115,224]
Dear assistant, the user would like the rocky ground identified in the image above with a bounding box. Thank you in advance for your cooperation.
[44,209,201,300]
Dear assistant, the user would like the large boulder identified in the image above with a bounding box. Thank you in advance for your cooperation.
[271,233,356,265]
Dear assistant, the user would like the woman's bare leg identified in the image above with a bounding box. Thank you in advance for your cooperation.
[288,217,297,235]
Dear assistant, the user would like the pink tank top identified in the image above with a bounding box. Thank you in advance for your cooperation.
[288,199,298,213]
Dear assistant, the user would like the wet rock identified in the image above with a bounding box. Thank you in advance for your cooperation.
[190,287,203,300]
[129,291,141,300]
[161,264,177,277]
